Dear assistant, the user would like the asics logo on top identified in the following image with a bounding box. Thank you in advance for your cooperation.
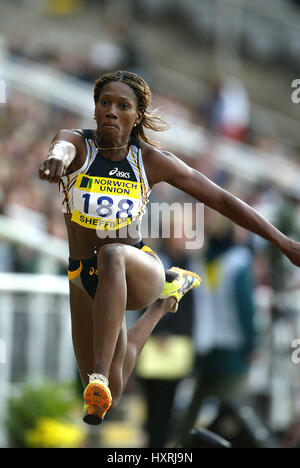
[109,168,118,175]
[109,167,130,179]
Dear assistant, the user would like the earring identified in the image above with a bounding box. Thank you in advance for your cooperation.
[93,115,96,120]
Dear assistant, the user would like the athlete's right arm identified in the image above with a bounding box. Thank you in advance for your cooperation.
[39,129,84,183]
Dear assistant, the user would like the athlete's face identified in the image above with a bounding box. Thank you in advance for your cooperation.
[94,81,143,142]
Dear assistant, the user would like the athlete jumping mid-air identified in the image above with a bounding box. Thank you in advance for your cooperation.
[39,70,300,425]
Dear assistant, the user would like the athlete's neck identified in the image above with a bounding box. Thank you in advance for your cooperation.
[94,131,130,161]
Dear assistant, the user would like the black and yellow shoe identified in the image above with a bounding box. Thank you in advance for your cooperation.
[83,374,112,425]
[159,266,201,313]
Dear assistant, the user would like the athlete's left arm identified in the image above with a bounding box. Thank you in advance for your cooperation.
[146,148,300,267]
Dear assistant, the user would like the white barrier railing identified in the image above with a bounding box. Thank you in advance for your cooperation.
[0,215,68,265]
[0,273,75,448]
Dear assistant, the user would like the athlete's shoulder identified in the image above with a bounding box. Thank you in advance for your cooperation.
[53,128,90,151]
[52,128,83,142]
[79,129,95,140]
[54,128,95,139]
[139,141,176,186]
[140,141,178,166]
[140,141,192,186]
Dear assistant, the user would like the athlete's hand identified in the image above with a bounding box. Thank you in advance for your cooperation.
[39,156,66,183]
[282,239,300,268]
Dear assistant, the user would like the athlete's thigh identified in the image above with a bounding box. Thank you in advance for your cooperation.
[98,242,165,310]
[69,281,94,388]
[121,245,165,310]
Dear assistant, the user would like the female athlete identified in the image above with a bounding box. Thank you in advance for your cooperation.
[39,70,300,425]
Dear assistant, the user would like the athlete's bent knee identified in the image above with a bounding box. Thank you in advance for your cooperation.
[97,243,125,270]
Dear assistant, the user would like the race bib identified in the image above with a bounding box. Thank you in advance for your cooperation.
[71,173,142,231]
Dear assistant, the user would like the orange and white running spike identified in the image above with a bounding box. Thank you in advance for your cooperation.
[83,380,112,425]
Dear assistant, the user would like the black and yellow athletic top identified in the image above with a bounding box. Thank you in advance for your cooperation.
[59,130,151,232]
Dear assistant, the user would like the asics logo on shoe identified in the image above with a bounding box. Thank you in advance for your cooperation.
[178,276,194,294]
[109,167,130,178]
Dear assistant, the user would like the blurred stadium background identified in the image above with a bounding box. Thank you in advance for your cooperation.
[1,0,300,448]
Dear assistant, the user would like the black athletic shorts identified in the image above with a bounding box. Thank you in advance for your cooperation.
[68,240,157,299]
